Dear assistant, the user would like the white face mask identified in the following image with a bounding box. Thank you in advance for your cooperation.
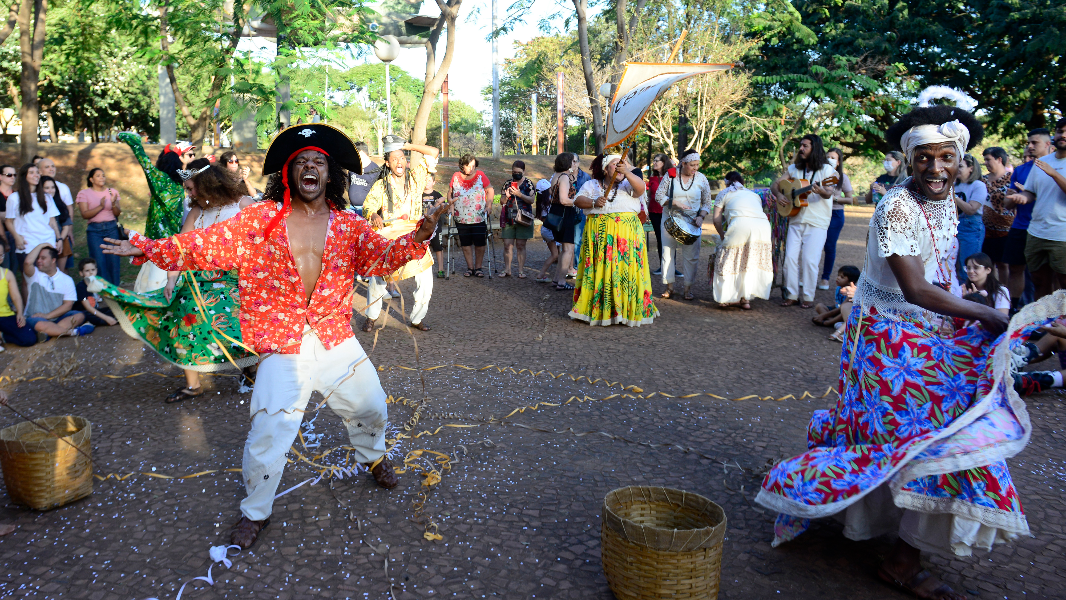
[827,157,838,168]
[883,160,896,172]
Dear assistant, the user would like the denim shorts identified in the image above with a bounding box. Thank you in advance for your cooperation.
[25,309,82,330]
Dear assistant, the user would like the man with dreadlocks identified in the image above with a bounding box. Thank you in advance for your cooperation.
[360,134,440,332]
[100,124,451,550]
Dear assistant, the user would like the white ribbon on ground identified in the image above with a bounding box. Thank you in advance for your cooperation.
[146,544,241,600]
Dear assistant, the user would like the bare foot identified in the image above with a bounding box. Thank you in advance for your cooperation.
[878,542,967,600]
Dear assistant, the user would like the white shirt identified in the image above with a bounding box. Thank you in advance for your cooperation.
[577,180,644,215]
[854,181,958,321]
[55,181,73,207]
[24,267,76,316]
[1025,153,1066,242]
[786,163,837,229]
[6,192,59,251]
[953,180,988,215]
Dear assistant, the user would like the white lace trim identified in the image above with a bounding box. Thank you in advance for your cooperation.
[854,182,958,321]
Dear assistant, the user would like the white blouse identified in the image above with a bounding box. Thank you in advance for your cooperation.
[577,180,644,215]
[854,180,958,321]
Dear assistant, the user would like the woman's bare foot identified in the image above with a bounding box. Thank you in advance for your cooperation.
[878,540,967,600]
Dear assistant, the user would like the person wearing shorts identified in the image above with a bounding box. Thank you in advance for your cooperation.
[1010,118,1066,300]
[449,154,493,277]
[498,160,535,278]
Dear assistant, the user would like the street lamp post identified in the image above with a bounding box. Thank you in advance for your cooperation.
[491,0,500,158]
[374,36,400,135]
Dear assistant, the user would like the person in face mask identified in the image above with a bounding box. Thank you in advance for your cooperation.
[498,160,535,277]
[817,147,854,290]
[865,150,908,205]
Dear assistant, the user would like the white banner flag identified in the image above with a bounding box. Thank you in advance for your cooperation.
[605,62,733,149]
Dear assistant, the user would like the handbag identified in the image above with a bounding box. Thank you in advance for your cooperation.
[57,236,73,258]
[542,176,568,231]
[514,204,535,227]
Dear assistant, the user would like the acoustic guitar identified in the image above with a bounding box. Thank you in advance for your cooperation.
[775,176,841,218]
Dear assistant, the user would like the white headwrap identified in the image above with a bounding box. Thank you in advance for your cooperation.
[682,152,700,164]
[603,154,622,167]
[899,120,970,165]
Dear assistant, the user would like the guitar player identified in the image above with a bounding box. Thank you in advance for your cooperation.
[770,134,838,308]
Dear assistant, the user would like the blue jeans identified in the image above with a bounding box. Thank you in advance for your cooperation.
[821,209,846,281]
[0,314,36,346]
[86,221,122,285]
[572,215,586,269]
[956,213,985,284]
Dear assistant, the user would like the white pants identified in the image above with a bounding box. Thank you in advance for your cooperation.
[783,221,828,302]
[240,334,387,521]
[364,269,434,325]
[661,225,701,286]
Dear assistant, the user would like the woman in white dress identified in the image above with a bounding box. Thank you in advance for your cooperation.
[711,172,773,309]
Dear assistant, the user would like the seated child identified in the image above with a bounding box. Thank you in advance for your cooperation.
[75,258,118,327]
[813,265,860,331]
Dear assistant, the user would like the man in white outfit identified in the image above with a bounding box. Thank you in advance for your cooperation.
[361,134,441,332]
[771,134,836,307]
[101,124,451,549]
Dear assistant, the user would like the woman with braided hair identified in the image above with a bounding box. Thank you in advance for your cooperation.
[757,105,1047,600]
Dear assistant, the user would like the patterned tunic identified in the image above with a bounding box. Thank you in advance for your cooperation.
[116,132,184,239]
[129,202,429,354]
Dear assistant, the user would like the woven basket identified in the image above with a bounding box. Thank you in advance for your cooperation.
[601,486,726,600]
[0,415,92,510]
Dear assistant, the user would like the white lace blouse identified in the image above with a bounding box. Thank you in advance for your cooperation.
[577,180,644,215]
[854,180,958,321]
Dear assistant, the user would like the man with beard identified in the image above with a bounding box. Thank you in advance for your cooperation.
[100,124,451,549]
[771,134,836,308]
[360,135,440,332]
[1008,118,1066,300]
[758,106,1032,600]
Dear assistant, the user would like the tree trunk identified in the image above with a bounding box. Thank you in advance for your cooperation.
[44,110,54,142]
[410,0,462,147]
[17,0,45,163]
[160,2,242,146]
[574,0,604,153]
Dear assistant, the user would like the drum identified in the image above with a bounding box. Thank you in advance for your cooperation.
[664,213,701,245]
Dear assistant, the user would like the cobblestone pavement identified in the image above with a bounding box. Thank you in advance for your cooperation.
[0,209,1063,599]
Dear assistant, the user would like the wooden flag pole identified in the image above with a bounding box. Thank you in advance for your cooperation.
[666,30,688,63]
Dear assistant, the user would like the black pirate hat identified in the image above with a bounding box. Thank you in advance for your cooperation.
[263,123,362,175]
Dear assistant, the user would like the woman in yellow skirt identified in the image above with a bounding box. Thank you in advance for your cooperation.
[569,153,659,326]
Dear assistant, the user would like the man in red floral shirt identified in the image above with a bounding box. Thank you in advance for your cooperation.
[102,124,450,549]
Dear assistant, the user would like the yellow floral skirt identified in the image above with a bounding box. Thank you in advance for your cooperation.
[569,213,659,326]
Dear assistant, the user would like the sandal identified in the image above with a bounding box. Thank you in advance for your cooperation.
[165,386,203,404]
[740,301,752,310]
[498,272,511,278]
[230,516,270,550]
[436,270,445,278]
[536,276,552,283]
[360,316,376,332]
[683,292,695,301]
[780,299,798,307]
[517,272,526,279]
[661,289,674,299]
[877,565,966,600]
[801,302,814,309]
[464,269,474,277]
[409,322,431,331]
[474,268,485,278]
[555,282,574,291]
[828,329,845,342]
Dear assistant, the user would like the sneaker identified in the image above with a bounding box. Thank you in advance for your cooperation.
[390,289,401,298]
[675,270,684,278]
[1011,342,1041,373]
[1013,371,1056,396]
[651,268,662,276]
[817,279,830,290]
[70,324,95,337]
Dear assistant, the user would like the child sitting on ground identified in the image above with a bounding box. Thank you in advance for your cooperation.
[812,265,860,336]
[76,258,118,327]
